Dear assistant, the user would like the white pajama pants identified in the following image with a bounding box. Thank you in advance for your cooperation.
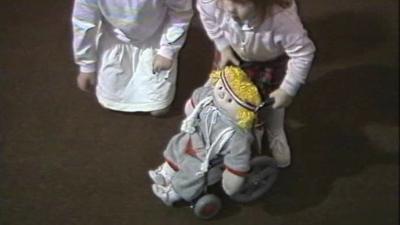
[95,30,178,112]
[254,107,288,151]
[263,108,285,133]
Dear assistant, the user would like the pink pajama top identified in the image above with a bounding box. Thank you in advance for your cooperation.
[197,0,315,96]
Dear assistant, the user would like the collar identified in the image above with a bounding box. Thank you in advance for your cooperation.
[229,14,260,31]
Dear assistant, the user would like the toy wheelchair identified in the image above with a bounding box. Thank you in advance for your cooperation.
[190,155,279,219]
[189,98,279,220]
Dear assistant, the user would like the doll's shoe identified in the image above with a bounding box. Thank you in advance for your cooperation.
[148,162,175,186]
[150,106,170,117]
[267,129,291,168]
[151,184,180,206]
[149,169,168,186]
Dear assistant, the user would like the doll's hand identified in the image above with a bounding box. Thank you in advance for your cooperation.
[184,99,195,116]
[153,55,173,74]
[222,169,245,196]
[219,47,240,69]
[77,72,96,93]
[269,88,293,109]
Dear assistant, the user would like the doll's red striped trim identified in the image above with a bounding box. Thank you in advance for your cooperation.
[190,98,195,108]
[184,139,201,160]
[164,159,179,171]
[225,166,248,177]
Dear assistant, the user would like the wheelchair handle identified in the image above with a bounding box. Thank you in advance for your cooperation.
[256,97,275,112]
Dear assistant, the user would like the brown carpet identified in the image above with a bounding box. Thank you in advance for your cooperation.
[0,0,398,224]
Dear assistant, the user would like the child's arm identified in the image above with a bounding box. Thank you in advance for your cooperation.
[72,0,101,74]
[157,0,193,60]
[273,11,316,98]
[196,1,239,68]
[196,0,229,52]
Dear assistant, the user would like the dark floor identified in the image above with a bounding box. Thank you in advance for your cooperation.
[0,0,398,225]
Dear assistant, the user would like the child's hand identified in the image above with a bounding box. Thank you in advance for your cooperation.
[77,72,96,93]
[219,47,240,69]
[269,88,293,109]
[153,55,173,74]
[222,169,245,196]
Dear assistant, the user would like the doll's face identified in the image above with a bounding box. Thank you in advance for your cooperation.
[213,79,242,120]
[220,0,256,22]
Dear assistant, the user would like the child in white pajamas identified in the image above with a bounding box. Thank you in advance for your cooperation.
[197,0,316,167]
[72,0,193,116]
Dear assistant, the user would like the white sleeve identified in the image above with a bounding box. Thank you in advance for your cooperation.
[158,0,193,59]
[72,0,100,73]
[273,11,316,96]
[196,0,230,51]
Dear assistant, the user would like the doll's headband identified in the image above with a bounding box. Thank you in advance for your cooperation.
[221,70,273,112]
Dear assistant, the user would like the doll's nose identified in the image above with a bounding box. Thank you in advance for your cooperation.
[218,91,225,99]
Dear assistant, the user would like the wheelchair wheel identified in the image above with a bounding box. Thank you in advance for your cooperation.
[231,156,278,203]
[193,194,222,220]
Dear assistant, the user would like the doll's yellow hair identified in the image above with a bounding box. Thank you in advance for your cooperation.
[210,66,262,129]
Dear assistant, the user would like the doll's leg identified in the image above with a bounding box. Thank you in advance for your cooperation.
[263,108,291,168]
[148,161,177,186]
[151,184,181,206]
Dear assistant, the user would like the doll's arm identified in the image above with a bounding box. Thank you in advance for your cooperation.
[183,86,213,116]
[158,0,193,60]
[72,0,101,73]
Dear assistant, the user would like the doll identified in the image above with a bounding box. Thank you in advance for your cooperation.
[148,66,264,206]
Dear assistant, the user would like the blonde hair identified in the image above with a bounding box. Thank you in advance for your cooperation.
[210,66,261,129]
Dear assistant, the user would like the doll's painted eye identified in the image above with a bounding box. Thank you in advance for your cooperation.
[227,98,232,103]
[218,86,223,90]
